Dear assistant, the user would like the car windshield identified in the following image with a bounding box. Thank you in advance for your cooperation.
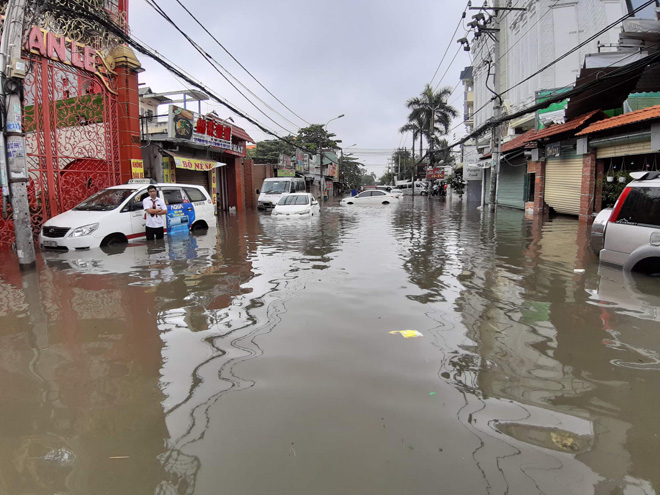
[279,195,309,206]
[74,188,135,211]
[262,181,290,194]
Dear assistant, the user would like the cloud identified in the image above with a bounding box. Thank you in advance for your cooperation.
[132,0,471,178]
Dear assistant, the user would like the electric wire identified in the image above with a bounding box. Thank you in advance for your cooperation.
[143,0,299,135]
[46,3,317,155]
[429,0,470,86]
[172,0,311,127]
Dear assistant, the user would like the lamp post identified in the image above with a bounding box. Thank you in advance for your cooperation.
[319,114,344,204]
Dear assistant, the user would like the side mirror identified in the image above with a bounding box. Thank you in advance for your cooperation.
[256,189,260,195]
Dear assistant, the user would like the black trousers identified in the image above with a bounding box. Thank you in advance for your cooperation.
[146,226,164,240]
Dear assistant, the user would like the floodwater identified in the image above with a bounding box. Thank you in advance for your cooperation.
[1,197,660,495]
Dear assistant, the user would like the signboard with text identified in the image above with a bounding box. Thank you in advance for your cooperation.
[168,105,245,156]
[131,159,144,179]
[426,167,445,180]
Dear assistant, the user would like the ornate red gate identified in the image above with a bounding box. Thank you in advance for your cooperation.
[0,55,120,249]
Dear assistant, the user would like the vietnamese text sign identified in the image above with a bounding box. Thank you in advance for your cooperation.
[168,105,234,152]
[131,159,144,178]
[173,156,219,171]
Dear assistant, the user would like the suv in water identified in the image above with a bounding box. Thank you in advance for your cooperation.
[590,171,660,274]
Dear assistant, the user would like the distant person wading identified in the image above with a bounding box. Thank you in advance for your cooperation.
[143,185,167,240]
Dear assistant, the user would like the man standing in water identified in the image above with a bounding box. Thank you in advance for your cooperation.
[143,185,167,240]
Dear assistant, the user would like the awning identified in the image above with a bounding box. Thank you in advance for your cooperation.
[164,150,226,171]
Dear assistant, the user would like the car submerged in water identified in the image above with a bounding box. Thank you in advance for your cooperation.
[590,171,660,275]
[271,193,320,217]
[340,190,400,206]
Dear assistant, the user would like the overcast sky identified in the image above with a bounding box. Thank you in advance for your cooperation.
[131,0,472,177]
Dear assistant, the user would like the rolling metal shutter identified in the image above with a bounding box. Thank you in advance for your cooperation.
[498,157,526,209]
[175,168,210,194]
[545,157,583,216]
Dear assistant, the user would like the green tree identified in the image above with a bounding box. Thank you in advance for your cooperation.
[404,84,457,165]
[253,138,295,162]
[295,124,341,151]
[341,154,370,190]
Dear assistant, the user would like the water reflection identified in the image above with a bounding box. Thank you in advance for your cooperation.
[1,199,660,494]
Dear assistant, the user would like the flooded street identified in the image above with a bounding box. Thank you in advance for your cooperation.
[2,197,660,495]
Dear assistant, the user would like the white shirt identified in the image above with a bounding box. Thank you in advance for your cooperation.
[143,196,167,228]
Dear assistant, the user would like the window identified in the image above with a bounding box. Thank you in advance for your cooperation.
[616,187,660,227]
[279,195,310,206]
[74,188,134,211]
[129,190,151,211]
[262,181,289,194]
[372,191,385,196]
[163,188,185,205]
[356,191,372,198]
[184,187,206,202]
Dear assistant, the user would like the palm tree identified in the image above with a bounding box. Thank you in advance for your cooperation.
[404,84,457,164]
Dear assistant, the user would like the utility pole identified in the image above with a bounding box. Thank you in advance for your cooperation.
[488,0,502,213]
[1,0,35,268]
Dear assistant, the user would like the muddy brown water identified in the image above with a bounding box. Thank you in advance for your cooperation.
[1,197,659,494]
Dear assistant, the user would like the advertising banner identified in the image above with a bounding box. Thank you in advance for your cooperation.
[168,105,234,152]
[277,169,295,177]
[172,156,219,171]
[296,150,304,172]
[131,159,144,179]
[426,167,445,180]
[465,166,483,181]
[304,153,310,172]
[211,169,218,212]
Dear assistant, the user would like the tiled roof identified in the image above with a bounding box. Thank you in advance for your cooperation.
[232,125,255,143]
[501,129,538,153]
[576,104,660,136]
[533,109,603,141]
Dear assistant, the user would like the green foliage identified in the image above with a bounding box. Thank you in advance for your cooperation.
[253,138,295,162]
[253,124,340,162]
[602,171,628,208]
[341,154,371,189]
[447,170,466,197]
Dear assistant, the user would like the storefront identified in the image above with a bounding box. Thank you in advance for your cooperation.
[545,155,583,216]
[141,104,253,213]
[498,153,528,209]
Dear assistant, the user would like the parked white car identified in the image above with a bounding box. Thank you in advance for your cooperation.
[39,180,215,250]
[590,171,660,275]
[340,190,399,206]
[271,193,320,217]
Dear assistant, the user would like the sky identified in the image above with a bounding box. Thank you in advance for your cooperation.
[130,0,473,178]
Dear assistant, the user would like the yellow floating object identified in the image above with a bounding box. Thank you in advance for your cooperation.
[389,330,423,338]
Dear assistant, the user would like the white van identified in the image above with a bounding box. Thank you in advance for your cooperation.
[257,177,306,209]
[394,180,428,196]
[39,179,215,250]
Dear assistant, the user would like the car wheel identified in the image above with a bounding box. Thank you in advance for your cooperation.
[382,201,390,205]
[347,202,353,205]
[191,221,208,232]
[101,233,127,247]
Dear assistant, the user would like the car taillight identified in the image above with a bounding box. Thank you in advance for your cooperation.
[608,187,632,223]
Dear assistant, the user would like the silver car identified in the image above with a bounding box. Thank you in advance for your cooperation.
[591,171,660,274]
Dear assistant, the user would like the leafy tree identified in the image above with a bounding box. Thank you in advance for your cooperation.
[363,173,377,186]
[253,138,295,162]
[403,84,457,165]
[295,124,341,151]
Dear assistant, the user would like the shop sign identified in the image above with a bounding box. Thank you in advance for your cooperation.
[465,166,483,181]
[173,156,219,171]
[277,168,295,177]
[131,159,144,178]
[162,157,175,183]
[211,169,218,212]
[426,167,445,180]
[168,105,233,151]
[327,162,339,179]
[304,154,310,172]
[296,150,304,172]
[546,142,561,157]
[24,25,117,94]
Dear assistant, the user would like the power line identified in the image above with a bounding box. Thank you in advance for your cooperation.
[144,0,299,135]
[429,1,470,86]
[172,0,311,127]
[468,0,655,124]
[48,3,317,155]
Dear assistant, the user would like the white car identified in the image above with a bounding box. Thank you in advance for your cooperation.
[39,180,215,250]
[340,190,400,206]
[590,171,660,274]
[271,193,319,217]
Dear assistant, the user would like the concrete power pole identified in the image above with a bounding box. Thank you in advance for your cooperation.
[2,0,35,267]
[488,0,502,213]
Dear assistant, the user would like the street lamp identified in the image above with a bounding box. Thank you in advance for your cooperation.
[319,114,344,204]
